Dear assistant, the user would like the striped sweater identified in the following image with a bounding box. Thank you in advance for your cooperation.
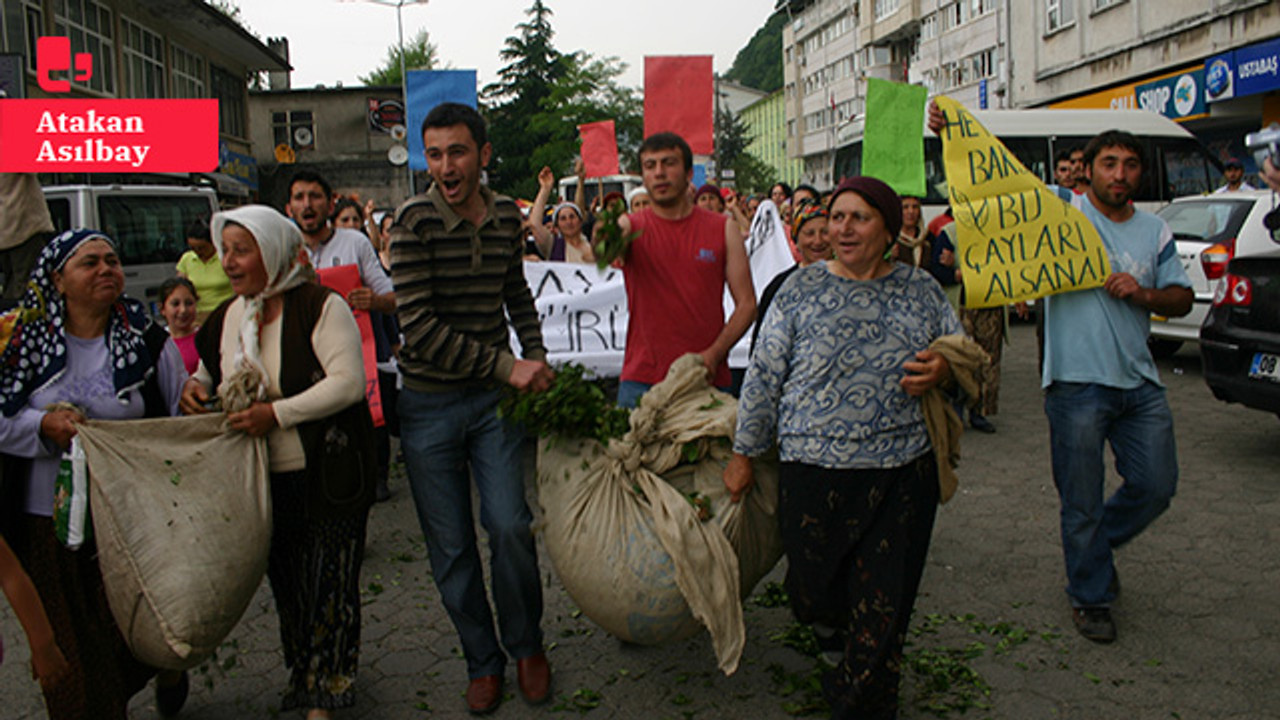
[389,183,546,392]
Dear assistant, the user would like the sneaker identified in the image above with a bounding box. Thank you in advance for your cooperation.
[1072,607,1116,644]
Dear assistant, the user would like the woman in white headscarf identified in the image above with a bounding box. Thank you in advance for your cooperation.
[179,205,374,719]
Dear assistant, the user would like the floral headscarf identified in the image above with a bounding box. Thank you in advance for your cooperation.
[791,199,828,238]
[0,229,153,417]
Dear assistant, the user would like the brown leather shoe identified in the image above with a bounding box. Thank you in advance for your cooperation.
[516,652,552,705]
[466,675,503,715]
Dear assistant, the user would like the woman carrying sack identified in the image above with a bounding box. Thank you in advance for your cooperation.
[0,229,189,719]
[725,178,971,720]
[180,205,375,719]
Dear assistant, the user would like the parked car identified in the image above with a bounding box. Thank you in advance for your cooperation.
[1198,190,1280,417]
[1150,193,1259,358]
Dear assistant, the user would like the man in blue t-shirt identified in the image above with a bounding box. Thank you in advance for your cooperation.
[1040,131,1192,644]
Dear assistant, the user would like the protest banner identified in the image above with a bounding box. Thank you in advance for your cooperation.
[405,69,477,171]
[644,56,713,155]
[863,78,927,197]
[934,96,1111,308]
[316,264,384,427]
[579,120,620,178]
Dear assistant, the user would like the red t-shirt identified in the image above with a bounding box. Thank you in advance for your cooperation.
[622,207,731,387]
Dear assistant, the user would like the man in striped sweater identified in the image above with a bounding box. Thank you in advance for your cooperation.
[389,102,554,715]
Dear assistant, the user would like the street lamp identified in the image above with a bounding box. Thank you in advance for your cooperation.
[347,0,430,196]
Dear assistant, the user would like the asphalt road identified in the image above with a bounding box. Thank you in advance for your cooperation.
[2,323,1277,719]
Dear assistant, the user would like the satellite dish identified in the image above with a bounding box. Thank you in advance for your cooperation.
[390,124,407,141]
[274,144,296,164]
[293,126,313,147]
[388,144,408,166]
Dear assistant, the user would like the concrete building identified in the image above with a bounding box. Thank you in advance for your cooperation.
[0,0,288,199]
[1009,0,1280,178]
[779,0,860,189]
[740,88,804,187]
[247,81,415,213]
[777,0,1009,188]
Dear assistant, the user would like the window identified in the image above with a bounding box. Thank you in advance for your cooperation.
[22,1,42,74]
[97,195,216,265]
[1046,0,1075,32]
[210,64,246,138]
[120,16,163,98]
[970,0,994,17]
[940,1,969,32]
[921,13,938,41]
[939,47,997,90]
[1092,0,1123,10]
[874,0,900,21]
[273,110,315,150]
[170,44,205,99]
[51,0,114,94]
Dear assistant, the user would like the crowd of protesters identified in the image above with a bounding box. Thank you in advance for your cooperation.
[1,92,1265,719]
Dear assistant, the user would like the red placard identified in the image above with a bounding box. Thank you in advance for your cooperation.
[0,98,218,173]
[578,120,620,178]
[643,56,713,155]
[315,264,384,428]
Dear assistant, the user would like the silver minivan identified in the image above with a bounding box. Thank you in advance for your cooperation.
[42,184,219,316]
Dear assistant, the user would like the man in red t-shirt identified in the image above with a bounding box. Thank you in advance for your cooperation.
[614,132,756,408]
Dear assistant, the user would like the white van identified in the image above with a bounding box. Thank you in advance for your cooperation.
[833,108,1222,217]
[557,174,644,209]
[42,184,218,315]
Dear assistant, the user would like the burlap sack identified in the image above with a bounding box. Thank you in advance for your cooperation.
[537,354,781,675]
[76,414,270,670]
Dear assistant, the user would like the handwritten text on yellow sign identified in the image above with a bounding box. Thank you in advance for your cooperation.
[935,96,1110,308]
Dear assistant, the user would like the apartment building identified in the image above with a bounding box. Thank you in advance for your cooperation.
[778,0,1008,188]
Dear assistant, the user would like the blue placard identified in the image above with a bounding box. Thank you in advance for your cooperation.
[692,163,707,188]
[1233,37,1280,99]
[1135,67,1205,120]
[979,78,988,109]
[405,70,478,171]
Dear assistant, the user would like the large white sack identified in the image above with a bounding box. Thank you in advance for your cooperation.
[537,354,781,675]
[78,414,270,670]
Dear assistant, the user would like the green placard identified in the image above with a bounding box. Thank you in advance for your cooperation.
[862,78,927,197]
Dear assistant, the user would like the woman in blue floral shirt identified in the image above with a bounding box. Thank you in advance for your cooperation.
[724,177,963,720]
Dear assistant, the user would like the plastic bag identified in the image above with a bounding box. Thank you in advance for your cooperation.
[51,436,90,549]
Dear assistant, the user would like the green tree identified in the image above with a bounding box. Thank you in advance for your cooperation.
[483,0,567,197]
[359,29,440,86]
[716,107,771,193]
[526,52,643,184]
[482,1,640,200]
[724,10,785,93]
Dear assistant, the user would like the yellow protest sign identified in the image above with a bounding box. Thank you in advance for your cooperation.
[934,96,1111,308]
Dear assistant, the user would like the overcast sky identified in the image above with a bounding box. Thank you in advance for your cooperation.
[235,0,779,91]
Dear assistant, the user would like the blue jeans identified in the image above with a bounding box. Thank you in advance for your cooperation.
[615,380,653,409]
[398,386,543,678]
[1043,381,1178,608]
[617,379,731,409]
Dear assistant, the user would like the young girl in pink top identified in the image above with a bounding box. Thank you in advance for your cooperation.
[159,277,200,375]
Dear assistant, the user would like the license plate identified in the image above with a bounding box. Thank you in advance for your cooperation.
[1249,352,1280,382]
